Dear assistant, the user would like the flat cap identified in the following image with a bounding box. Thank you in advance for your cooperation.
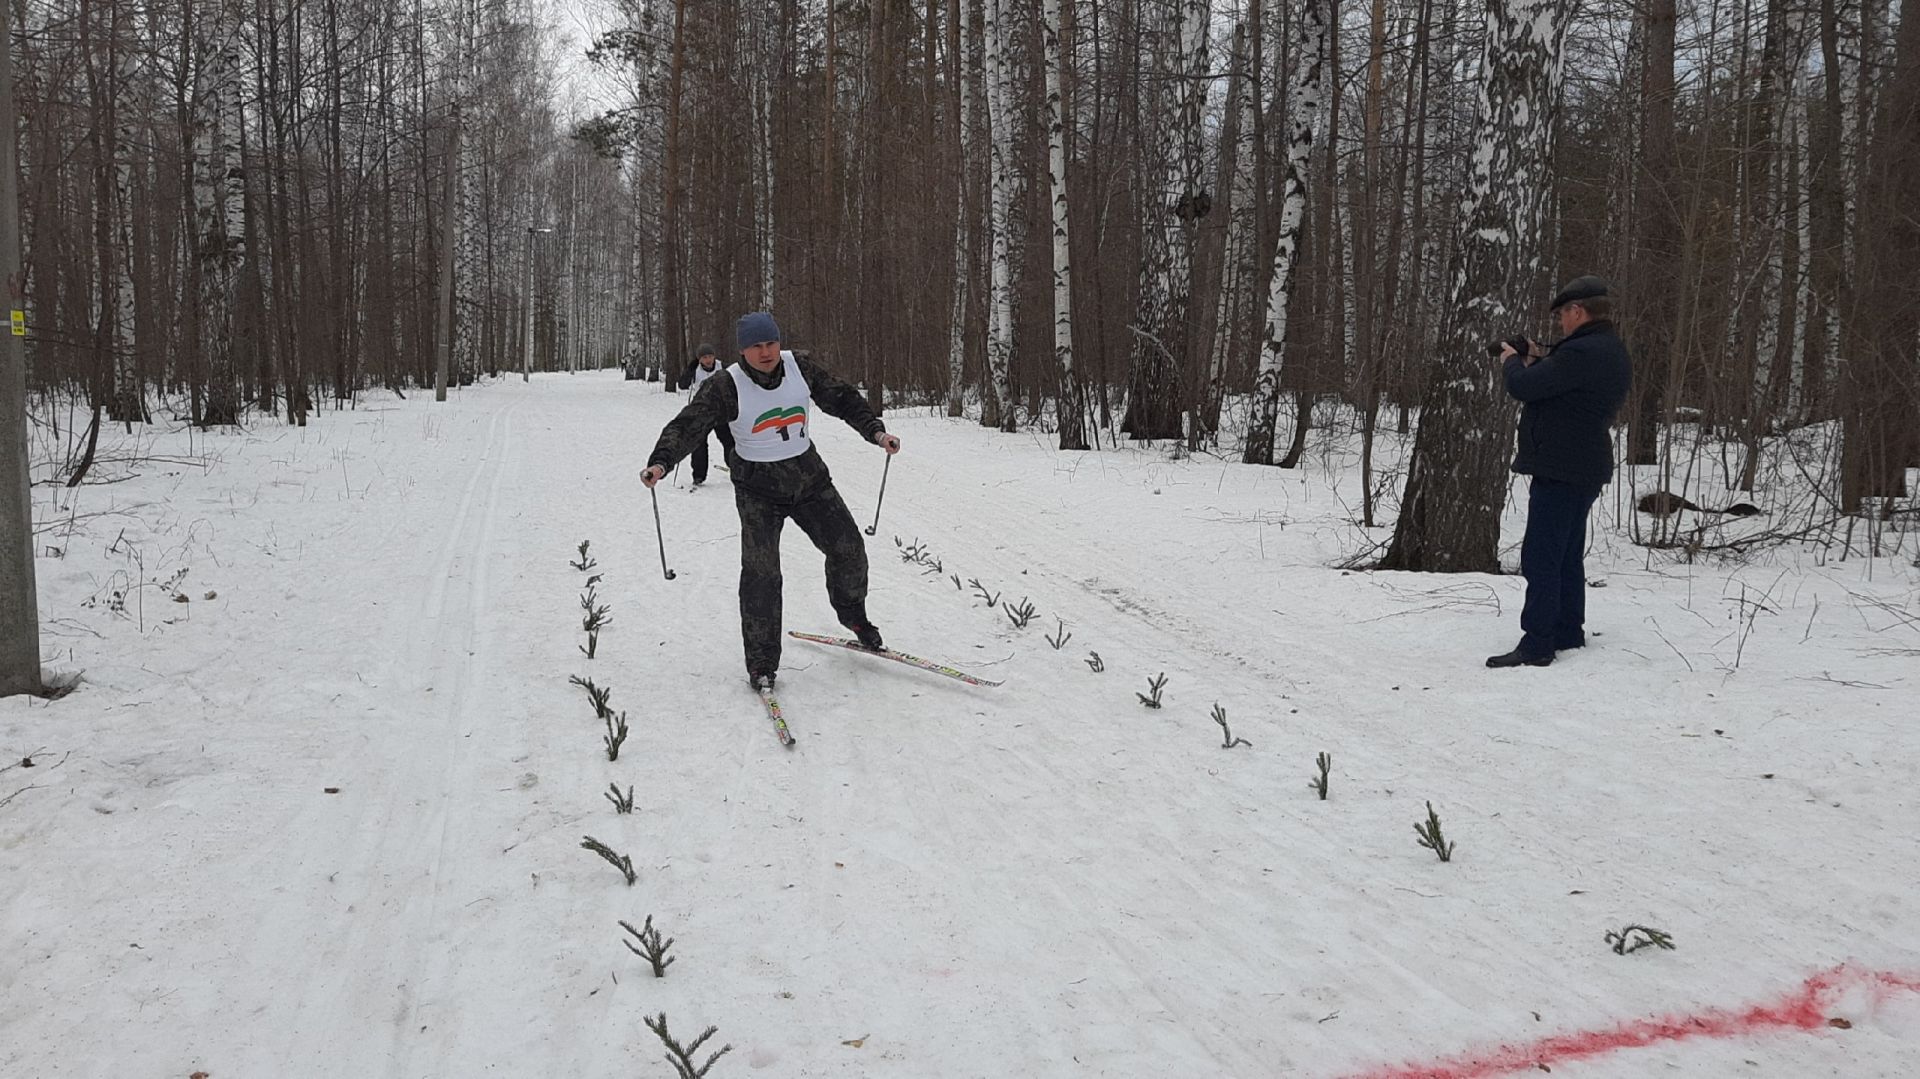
[1550,274,1610,311]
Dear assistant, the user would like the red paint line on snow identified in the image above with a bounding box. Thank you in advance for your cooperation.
[1341,965,1920,1079]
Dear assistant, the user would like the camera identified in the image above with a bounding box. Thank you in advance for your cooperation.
[1485,334,1531,358]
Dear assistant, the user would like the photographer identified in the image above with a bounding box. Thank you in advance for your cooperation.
[1486,275,1633,669]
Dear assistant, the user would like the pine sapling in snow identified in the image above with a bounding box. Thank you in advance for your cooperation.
[1414,801,1455,862]
[622,915,677,977]
[604,711,629,761]
[1005,597,1038,629]
[895,536,942,574]
[1046,618,1073,650]
[1211,703,1250,748]
[570,540,597,572]
[1137,672,1168,708]
[1605,925,1675,955]
[644,1013,732,1079]
[969,578,1001,608]
[950,573,963,591]
[1085,650,1105,673]
[580,586,612,659]
[1309,752,1332,800]
[569,675,613,720]
[580,834,637,885]
[605,783,635,814]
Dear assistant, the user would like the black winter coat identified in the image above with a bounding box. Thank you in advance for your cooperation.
[1502,319,1632,487]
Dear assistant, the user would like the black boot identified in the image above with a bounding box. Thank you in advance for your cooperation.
[749,670,777,691]
[1486,647,1553,669]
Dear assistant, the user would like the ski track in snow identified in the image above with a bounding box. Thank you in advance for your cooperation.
[3,372,1918,1078]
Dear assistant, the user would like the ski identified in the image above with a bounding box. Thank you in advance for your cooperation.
[788,631,1004,687]
[755,685,797,747]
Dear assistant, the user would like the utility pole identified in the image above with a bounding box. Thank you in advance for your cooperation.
[1,0,42,697]
[523,226,550,382]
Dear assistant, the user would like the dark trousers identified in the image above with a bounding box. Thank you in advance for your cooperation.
[736,482,869,674]
[690,437,709,484]
[1519,477,1603,657]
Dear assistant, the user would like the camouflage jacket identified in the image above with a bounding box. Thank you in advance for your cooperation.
[646,354,885,504]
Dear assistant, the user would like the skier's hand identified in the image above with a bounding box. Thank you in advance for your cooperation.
[641,464,666,489]
[874,432,902,455]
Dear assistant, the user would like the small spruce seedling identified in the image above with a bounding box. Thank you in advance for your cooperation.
[604,711,630,761]
[1605,925,1676,955]
[1137,672,1168,708]
[579,587,613,659]
[569,675,613,720]
[570,540,597,572]
[1005,597,1038,629]
[1211,702,1250,748]
[1046,618,1073,650]
[622,915,677,977]
[605,783,635,814]
[580,834,637,885]
[644,1013,733,1079]
[969,578,1001,608]
[1309,752,1332,800]
[1085,651,1104,673]
[1414,801,1455,862]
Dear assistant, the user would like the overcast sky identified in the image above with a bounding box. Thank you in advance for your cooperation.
[544,0,628,122]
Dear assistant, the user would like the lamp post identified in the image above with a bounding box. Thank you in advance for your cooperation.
[523,226,551,382]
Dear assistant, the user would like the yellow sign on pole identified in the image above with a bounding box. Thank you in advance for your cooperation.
[8,310,20,336]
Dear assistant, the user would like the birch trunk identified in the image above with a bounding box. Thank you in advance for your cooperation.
[980,0,1015,432]
[1243,0,1329,464]
[1043,0,1087,449]
[1379,0,1574,572]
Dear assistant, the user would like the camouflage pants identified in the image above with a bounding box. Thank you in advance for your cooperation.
[736,482,869,675]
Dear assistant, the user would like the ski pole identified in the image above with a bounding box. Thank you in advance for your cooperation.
[651,485,677,580]
[864,453,891,536]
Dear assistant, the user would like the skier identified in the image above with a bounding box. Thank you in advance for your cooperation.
[675,343,728,487]
[641,312,902,690]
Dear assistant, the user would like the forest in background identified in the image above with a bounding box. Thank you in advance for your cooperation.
[11,0,1918,565]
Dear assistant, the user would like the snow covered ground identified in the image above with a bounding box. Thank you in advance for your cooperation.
[4,370,1918,1078]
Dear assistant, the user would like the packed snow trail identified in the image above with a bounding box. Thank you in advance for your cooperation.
[3,371,1917,1078]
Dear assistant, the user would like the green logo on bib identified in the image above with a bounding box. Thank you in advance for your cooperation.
[750,405,807,441]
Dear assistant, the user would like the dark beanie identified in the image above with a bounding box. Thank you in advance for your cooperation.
[694,342,716,359]
[736,312,782,351]
[1549,275,1609,311]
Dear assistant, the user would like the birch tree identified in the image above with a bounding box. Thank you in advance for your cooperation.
[1379,0,1574,572]
[1243,0,1329,464]
[1043,0,1087,449]
[192,0,246,425]
[980,0,1016,432]
[1122,0,1207,441]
